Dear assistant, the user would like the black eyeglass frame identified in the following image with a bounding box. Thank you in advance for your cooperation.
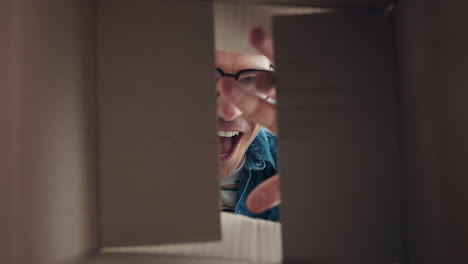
[216,65,275,81]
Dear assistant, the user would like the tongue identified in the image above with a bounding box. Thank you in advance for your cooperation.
[219,137,233,154]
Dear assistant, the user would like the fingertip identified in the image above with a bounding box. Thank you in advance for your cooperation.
[249,27,274,61]
[247,193,263,214]
[219,78,245,105]
[219,77,236,93]
[249,27,266,49]
[255,71,275,92]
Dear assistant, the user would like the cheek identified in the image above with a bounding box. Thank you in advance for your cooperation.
[251,124,262,137]
[243,123,262,147]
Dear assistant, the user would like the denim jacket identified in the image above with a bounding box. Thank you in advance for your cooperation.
[234,127,280,222]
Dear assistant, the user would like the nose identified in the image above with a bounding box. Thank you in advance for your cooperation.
[217,81,243,121]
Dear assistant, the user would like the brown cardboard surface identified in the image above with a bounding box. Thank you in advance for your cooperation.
[396,2,445,263]
[0,0,11,261]
[439,2,468,260]
[274,12,404,263]
[217,0,393,8]
[3,1,98,263]
[396,0,468,263]
[97,0,220,247]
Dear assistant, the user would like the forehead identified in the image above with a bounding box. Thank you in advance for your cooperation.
[215,50,270,73]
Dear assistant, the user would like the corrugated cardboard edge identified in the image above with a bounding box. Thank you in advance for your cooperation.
[101,213,282,263]
[215,0,393,8]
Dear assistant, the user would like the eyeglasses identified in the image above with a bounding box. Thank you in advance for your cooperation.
[216,67,273,92]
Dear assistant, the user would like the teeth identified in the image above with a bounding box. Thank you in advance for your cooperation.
[218,131,240,137]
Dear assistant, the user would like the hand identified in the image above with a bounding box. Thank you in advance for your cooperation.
[218,28,281,214]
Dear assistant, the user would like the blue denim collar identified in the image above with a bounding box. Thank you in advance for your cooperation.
[244,128,277,171]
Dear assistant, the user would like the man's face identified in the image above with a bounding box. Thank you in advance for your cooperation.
[216,51,271,180]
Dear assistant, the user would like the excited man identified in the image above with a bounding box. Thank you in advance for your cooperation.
[216,28,281,222]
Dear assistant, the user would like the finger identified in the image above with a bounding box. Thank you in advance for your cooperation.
[247,175,281,214]
[249,27,274,61]
[219,78,278,135]
[255,71,276,99]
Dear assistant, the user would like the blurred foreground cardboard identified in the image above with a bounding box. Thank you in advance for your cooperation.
[1,0,467,263]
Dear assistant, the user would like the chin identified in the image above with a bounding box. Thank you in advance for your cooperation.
[218,147,246,179]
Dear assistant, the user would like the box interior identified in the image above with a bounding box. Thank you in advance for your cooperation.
[2,0,468,263]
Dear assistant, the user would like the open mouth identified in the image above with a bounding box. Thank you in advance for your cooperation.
[218,131,243,162]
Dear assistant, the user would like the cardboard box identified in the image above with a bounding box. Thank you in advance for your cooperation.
[1,0,467,263]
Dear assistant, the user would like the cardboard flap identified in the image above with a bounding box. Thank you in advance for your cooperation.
[274,11,404,263]
[97,0,220,247]
[396,0,468,262]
